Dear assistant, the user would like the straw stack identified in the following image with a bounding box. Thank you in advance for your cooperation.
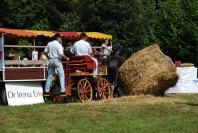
[118,44,179,96]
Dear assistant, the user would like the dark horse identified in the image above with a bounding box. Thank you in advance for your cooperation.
[106,47,132,97]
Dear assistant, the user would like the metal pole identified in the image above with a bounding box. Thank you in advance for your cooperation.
[1,33,5,81]
[33,38,36,51]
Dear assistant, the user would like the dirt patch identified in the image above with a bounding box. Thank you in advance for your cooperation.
[0,115,5,125]
[72,95,183,106]
[102,95,181,105]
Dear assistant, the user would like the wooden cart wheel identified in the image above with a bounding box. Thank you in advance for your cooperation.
[44,95,64,103]
[77,79,93,102]
[97,78,111,99]
[43,96,53,103]
[52,96,65,103]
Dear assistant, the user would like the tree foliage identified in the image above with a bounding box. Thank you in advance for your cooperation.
[0,0,197,62]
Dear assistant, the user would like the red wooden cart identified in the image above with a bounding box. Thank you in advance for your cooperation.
[45,55,112,103]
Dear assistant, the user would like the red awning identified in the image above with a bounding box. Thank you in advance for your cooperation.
[0,28,112,40]
[54,32,80,40]
[0,28,37,38]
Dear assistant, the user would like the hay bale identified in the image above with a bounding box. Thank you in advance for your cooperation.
[118,44,179,95]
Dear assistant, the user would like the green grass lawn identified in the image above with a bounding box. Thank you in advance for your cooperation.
[0,94,197,133]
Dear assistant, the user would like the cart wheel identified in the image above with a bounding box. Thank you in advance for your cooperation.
[97,78,111,99]
[65,96,76,103]
[43,96,53,103]
[52,96,65,103]
[77,79,93,102]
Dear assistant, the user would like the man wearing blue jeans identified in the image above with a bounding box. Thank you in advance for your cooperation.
[44,33,69,95]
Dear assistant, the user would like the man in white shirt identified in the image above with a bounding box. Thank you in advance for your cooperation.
[70,33,98,75]
[44,33,69,95]
[101,39,113,59]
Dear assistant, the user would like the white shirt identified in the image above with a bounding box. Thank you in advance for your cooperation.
[100,44,112,57]
[44,40,64,59]
[70,40,92,56]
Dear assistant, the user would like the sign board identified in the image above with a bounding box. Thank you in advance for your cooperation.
[32,51,38,60]
[5,82,44,106]
[166,67,198,93]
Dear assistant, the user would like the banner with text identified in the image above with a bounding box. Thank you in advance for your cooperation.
[5,82,44,106]
[166,67,198,93]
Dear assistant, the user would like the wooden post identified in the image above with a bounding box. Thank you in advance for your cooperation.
[33,39,36,51]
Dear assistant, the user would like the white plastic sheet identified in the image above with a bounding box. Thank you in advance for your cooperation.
[166,67,198,93]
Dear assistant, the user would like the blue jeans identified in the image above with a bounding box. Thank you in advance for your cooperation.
[45,59,65,92]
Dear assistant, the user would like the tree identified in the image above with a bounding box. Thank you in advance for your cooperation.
[144,0,198,62]
[0,0,197,62]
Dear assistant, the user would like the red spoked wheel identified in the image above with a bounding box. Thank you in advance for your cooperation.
[97,78,111,99]
[49,75,65,103]
[77,79,93,102]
